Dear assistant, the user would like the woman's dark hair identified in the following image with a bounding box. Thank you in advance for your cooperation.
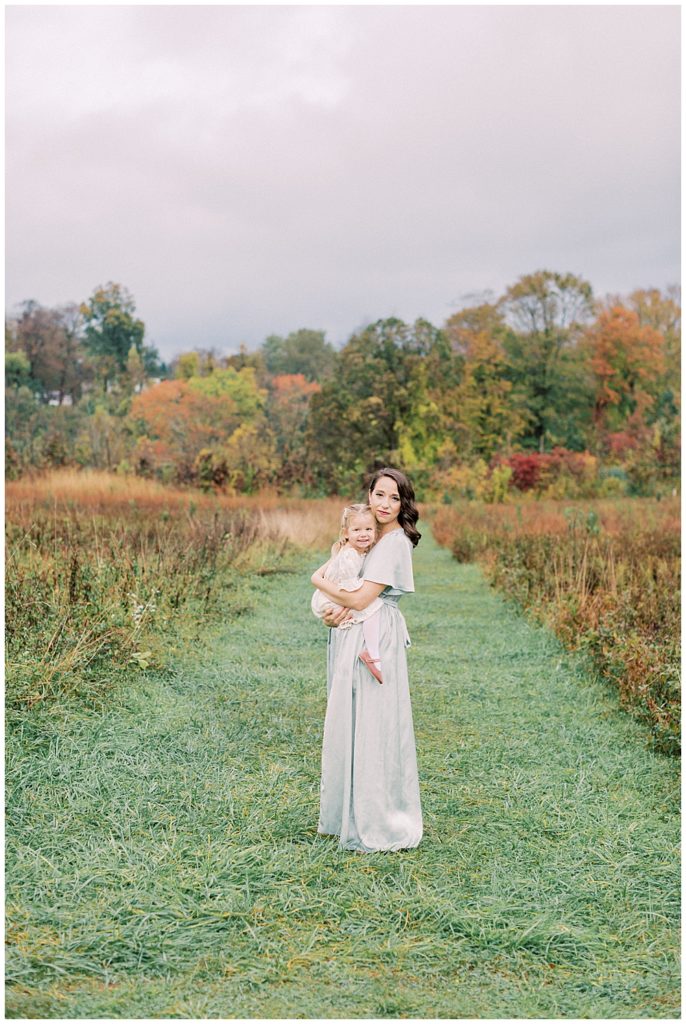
[367,466,421,547]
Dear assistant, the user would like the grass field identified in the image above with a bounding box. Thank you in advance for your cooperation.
[5,471,341,710]
[431,497,680,755]
[5,529,679,1018]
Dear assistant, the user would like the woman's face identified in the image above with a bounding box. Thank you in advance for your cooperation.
[369,475,401,527]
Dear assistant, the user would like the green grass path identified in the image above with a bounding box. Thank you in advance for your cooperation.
[6,531,680,1018]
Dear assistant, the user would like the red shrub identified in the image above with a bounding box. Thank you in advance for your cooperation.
[506,453,543,491]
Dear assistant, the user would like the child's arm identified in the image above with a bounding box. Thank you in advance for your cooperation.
[312,558,332,579]
[310,539,342,583]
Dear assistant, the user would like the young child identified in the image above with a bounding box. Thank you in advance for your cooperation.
[311,503,385,683]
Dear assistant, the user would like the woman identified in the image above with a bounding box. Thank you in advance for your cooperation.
[311,467,423,853]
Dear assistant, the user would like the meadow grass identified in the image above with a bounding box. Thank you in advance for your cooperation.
[5,472,341,710]
[5,531,679,1018]
[431,497,680,755]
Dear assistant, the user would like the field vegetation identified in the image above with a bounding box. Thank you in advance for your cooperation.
[431,496,680,754]
[5,264,680,1016]
[5,532,679,1018]
[6,470,340,712]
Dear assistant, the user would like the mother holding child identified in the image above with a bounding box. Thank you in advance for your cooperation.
[310,467,423,854]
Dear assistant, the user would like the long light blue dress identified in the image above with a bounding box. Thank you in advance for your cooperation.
[318,527,423,852]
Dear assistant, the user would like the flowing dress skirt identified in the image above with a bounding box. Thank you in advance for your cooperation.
[318,598,423,852]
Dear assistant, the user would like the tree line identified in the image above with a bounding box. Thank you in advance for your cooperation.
[5,272,680,498]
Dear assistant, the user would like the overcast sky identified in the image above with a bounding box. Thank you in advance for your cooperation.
[5,4,681,362]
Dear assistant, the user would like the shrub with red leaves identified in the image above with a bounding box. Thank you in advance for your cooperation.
[505,453,542,491]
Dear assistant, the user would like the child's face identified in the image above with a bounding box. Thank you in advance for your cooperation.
[344,514,376,553]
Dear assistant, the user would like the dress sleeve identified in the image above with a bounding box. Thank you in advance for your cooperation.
[334,546,363,580]
[362,531,414,592]
[338,575,365,593]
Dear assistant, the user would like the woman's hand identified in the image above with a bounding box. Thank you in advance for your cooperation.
[322,606,353,628]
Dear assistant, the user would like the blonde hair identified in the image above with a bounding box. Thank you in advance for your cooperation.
[337,503,378,547]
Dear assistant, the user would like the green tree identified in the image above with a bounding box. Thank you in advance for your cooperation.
[5,387,87,472]
[5,350,32,390]
[124,346,147,397]
[260,329,337,382]
[306,318,448,491]
[80,283,160,393]
[444,301,526,458]
[499,271,595,452]
[187,366,266,419]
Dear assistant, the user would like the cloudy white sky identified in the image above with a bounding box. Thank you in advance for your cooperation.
[5,4,681,362]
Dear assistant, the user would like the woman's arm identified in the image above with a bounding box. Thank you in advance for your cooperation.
[310,572,385,611]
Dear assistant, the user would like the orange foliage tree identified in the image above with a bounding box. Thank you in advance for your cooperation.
[129,367,269,483]
[584,305,666,436]
[267,374,320,487]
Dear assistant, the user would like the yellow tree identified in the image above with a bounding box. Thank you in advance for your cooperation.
[454,330,530,461]
[627,286,680,411]
[445,300,530,460]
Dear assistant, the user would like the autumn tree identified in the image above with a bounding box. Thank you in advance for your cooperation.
[623,286,681,457]
[626,286,680,388]
[129,366,271,484]
[266,374,321,487]
[5,300,88,404]
[444,301,528,459]
[453,331,530,461]
[445,300,506,357]
[583,305,666,435]
[499,271,595,452]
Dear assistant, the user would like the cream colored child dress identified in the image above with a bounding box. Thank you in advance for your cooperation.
[310,543,384,627]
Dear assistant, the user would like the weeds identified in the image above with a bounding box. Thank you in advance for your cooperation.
[431,497,680,754]
[5,472,341,710]
[5,533,679,1018]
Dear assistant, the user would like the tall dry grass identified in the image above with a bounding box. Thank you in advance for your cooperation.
[431,497,680,754]
[6,471,343,710]
[6,469,342,545]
